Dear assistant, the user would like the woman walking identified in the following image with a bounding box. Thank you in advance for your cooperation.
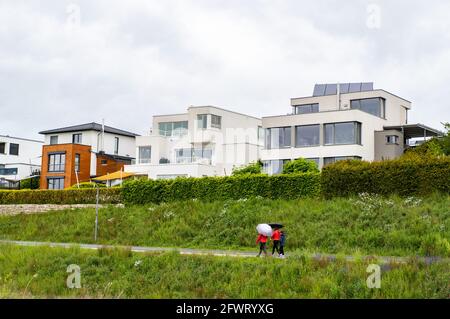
[256,233,268,257]
[271,228,281,256]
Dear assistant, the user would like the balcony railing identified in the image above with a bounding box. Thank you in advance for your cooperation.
[158,128,188,137]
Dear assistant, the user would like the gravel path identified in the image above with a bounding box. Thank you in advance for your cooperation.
[1,240,448,265]
[0,204,107,216]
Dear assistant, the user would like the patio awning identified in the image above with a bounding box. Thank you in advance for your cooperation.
[93,171,135,181]
[383,123,444,139]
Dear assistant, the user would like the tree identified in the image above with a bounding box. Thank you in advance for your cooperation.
[232,160,264,175]
[282,158,319,174]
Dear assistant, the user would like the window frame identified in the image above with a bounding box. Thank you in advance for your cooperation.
[265,127,292,149]
[50,136,58,145]
[197,114,208,129]
[350,97,386,118]
[72,133,82,144]
[48,153,66,172]
[114,137,119,155]
[47,177,65,190]
[9,143,19,156]
[386,135,399,145]
[293,103,319,114]
[138,146,152,164]
[324,122,361,146]
[74,153,80,172]
[295,124,320,147]
[211,114,222,129]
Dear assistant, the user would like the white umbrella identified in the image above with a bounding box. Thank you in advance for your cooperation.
[256,224,272,237]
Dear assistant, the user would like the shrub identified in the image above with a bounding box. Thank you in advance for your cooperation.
[231,160,264,176]
[19,176,40,190]
[122,173,321,204]
[283,158,320,174]
[321,157,450,198]
[69,182,106,189]
[0,188,122,204]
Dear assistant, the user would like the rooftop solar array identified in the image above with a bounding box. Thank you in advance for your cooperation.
[313,82,373,96]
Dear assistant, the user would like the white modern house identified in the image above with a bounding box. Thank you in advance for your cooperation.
[0,135,43,188]
[39,123,138,189]
[261,82,443,173]
[125,106,263,179]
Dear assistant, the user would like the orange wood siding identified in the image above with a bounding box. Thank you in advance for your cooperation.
[40,144,92,189]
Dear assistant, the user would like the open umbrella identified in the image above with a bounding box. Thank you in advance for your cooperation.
[256,224,273,237]
[269,223,284,229]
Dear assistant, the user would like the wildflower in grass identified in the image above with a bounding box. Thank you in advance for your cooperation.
[134,260,142,267]
[163,211,175,219]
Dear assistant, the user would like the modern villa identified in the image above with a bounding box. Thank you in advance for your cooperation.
[125,106,264,179]
[260,82,442,173]
[0,135,43,188]
[39,123,138,189]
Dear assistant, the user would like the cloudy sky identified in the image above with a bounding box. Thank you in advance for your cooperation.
[1,0,449,140]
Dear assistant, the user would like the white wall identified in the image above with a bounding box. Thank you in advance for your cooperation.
[262,90,410,168]
[43,130,135,158]
[128,106,263,177]
[0,135,43,180]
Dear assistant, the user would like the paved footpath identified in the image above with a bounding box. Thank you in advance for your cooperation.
[1,240,448,265]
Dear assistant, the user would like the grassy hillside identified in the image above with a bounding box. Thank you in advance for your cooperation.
[0,194,449,257]
[0,245,448,298]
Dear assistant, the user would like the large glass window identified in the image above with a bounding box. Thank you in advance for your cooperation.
[48,178,64,190]
[48,153,66,172]
[74,154,80,172]
[72,133,82,144]
[324,122,361,145]
[211,115,222,129]
[324,156,362,166]
[0,142,5,154]
[50,136,58,145]
[175,148,212,163]
[265,127,291,149]
[0,168,18,175]
[351,98,385,118]
[197,114,208,129]
[158,121,188,136]
[9,143,19,156]
[139,146,152,164]
[293,103,319,114]
[262,159,290,175]
[295,125,320,147]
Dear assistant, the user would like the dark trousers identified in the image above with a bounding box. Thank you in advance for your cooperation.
[272,240,280,255]
[279,245,285,255]
[258,242,267,255]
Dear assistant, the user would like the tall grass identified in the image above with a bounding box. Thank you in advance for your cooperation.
[0,194,449,257]
[0,245,448,298]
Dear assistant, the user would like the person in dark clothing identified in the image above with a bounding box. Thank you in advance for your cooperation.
[279,230,286,258]
[271,228,281,256]
[256,234,268,257]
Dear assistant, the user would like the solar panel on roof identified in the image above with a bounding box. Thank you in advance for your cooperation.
[339,83,350,94]
[361,82,373,91]
[313,84,326,96]
[325,84,337,95]
[348,83,362,93]
[312,82,374,96]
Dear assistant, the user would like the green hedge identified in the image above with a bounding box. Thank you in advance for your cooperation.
[122,173,321,204]
[321,157,450,198]
[0,188,122,205]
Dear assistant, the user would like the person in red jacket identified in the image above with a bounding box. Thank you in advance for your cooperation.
[256,234,268,257]
[271,228,281,257]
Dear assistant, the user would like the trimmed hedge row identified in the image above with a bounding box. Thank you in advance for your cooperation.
[122,173,321,204]
[0,188,122,205]
[321,157,450,198]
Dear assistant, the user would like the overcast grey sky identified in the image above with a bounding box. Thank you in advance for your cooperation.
[1,0,449,140]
